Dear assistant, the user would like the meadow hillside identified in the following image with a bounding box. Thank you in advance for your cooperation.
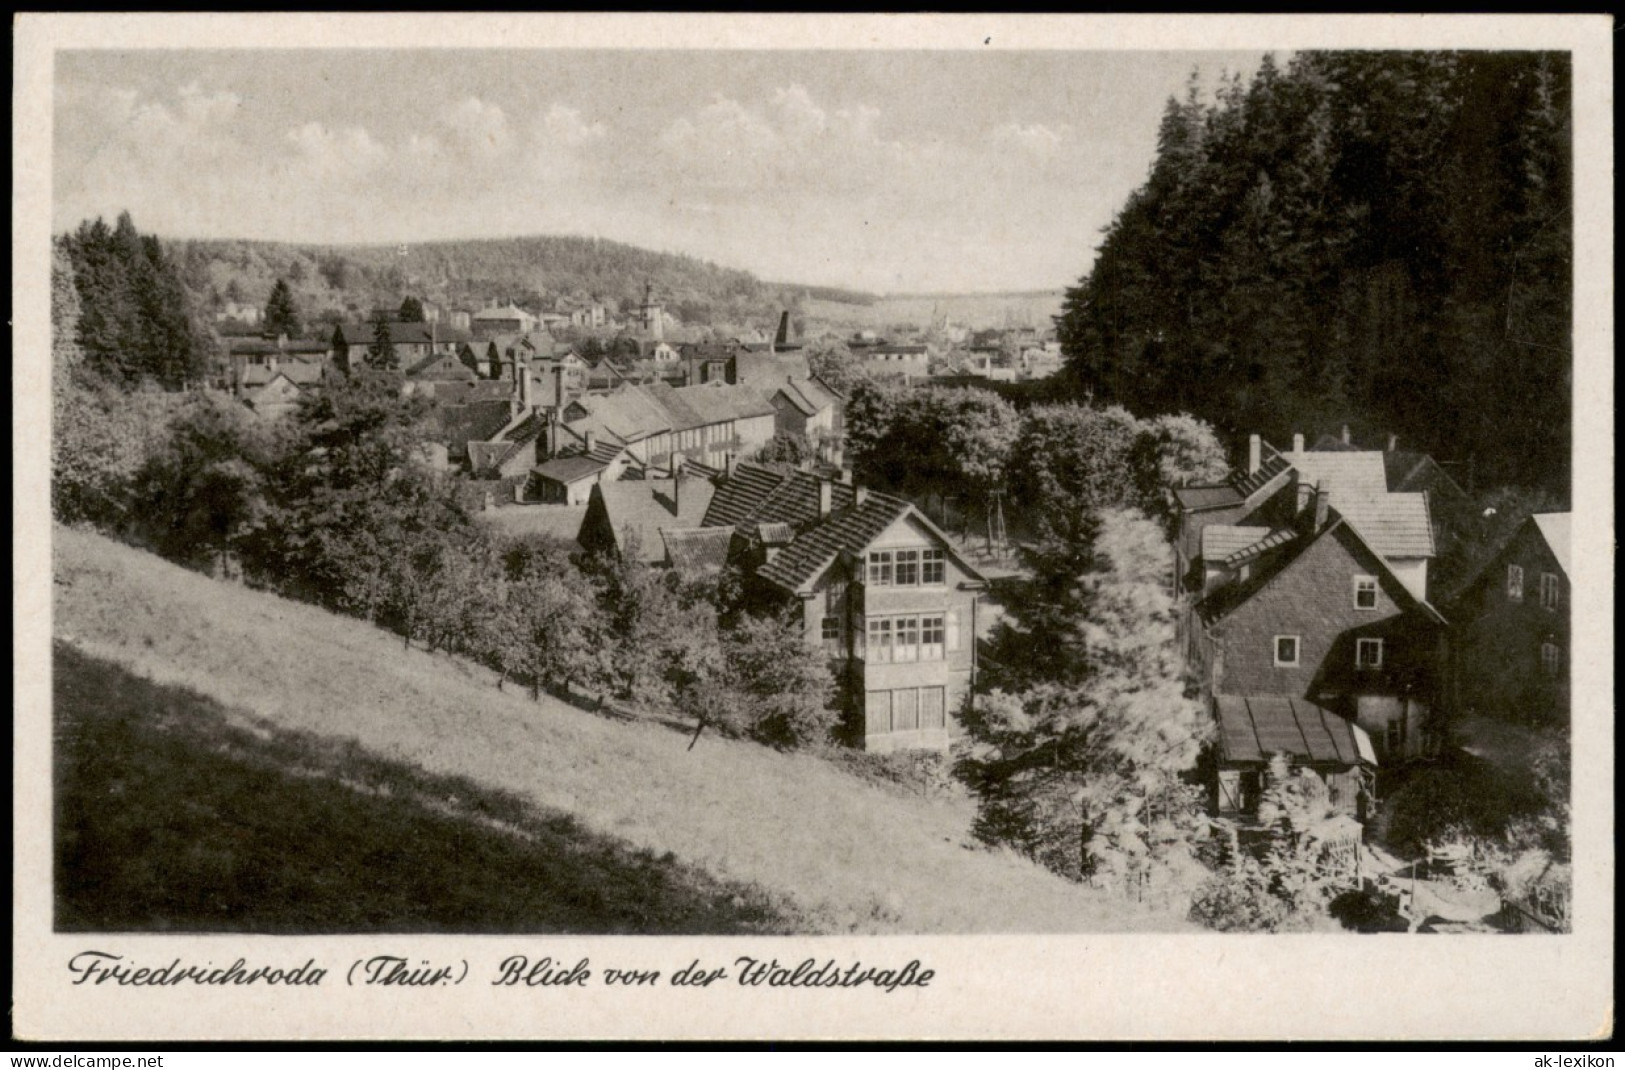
[52,526,1189,934]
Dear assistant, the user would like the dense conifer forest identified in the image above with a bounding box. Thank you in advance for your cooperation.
[1057,51,1571,494]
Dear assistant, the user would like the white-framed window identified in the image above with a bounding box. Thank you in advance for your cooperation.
[1353,575,1379,610]
[867,551,893,586]
[920,615,945,661]
[1507,564,1524,602]
[820,616,842,655]
[895,549,920,586]
[1273,635,1300,667]
[921,549,946,586]
[895,617,920,662]
[1540,572,1561,611]
[866,617,893,663]
[1540,642,1562,677]
[1356,638,1385,670]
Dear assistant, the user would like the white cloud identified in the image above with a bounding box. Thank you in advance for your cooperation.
[540,103,607,147]
[441,96,514,157]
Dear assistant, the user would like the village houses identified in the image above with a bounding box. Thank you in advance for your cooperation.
[1174,433,1449,819]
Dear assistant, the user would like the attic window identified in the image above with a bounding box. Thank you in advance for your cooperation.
[1507,564,1524,602]
[1356,638,1385,670]
[921,548,946,585]
[1273,635,1300,667]
[1353,575,1379,610]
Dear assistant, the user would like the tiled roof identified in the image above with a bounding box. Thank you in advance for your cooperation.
[1282,450,1390,498]
[595,478,718,564]
[1331,492,1435,559]
[1533,513,1571,577]
[1215,695,1377,766]
[1201,525,1271,562]
[1230,450,1293,500]
[775,376,839,417]
[435,398,514,453]
[533,453,612,485]
[654,382,776,428]
[701,463,803,528]
[332,321,442,347]
[404,352,477,380]
[1221,528,1298,568]
[661,527,735,573]
[503,412,550,445]
[566,387,673,444]
[757,493,915,592]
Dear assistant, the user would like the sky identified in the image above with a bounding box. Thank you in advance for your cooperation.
[54,49,1267,294]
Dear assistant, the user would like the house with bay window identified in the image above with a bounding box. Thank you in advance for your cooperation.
[696,460,987,752]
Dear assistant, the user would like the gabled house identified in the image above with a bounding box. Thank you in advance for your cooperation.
[690,462,987,752]
[531,432,634,505]
[577,472,717,564]
[330,321,462,372]
[1177,435,1448,769]
[1445,512,1569,728]
[768,376,845,459]
[471,303,538,337]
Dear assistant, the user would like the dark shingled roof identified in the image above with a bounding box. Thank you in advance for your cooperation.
[1229,450,1292,500]
[757,493,915,592]
[1221,527,1299,568]
[1216,695,1376,767]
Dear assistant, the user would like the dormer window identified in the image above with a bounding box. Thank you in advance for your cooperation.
[1353,575,1379,610]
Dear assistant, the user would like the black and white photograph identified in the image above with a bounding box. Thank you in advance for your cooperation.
[13,13,1613,1042]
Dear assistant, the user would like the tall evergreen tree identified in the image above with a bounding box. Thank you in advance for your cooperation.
[398,296,426,323]
[365,311,398,370]
[264,278,302,338]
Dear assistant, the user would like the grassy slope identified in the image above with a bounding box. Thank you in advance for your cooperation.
[53,526,1187,933]
[55,643,797,934]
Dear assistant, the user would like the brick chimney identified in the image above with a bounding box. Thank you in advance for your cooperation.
[1292,432,1305,454]
[817,477,833,518]
[1314,485,1331,531]
[585,430,597,455]
[854,485,869,507]
[725,452,736,480]
[1387,433,1399,452]
[836,467,853,486]
[1341,424,1351,445]
[1247,434,1261,475]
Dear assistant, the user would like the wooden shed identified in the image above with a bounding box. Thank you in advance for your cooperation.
[1214,694,1377,820]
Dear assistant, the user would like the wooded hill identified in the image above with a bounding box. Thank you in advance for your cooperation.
[1057,51,1572,495]
[170,233,872,330]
